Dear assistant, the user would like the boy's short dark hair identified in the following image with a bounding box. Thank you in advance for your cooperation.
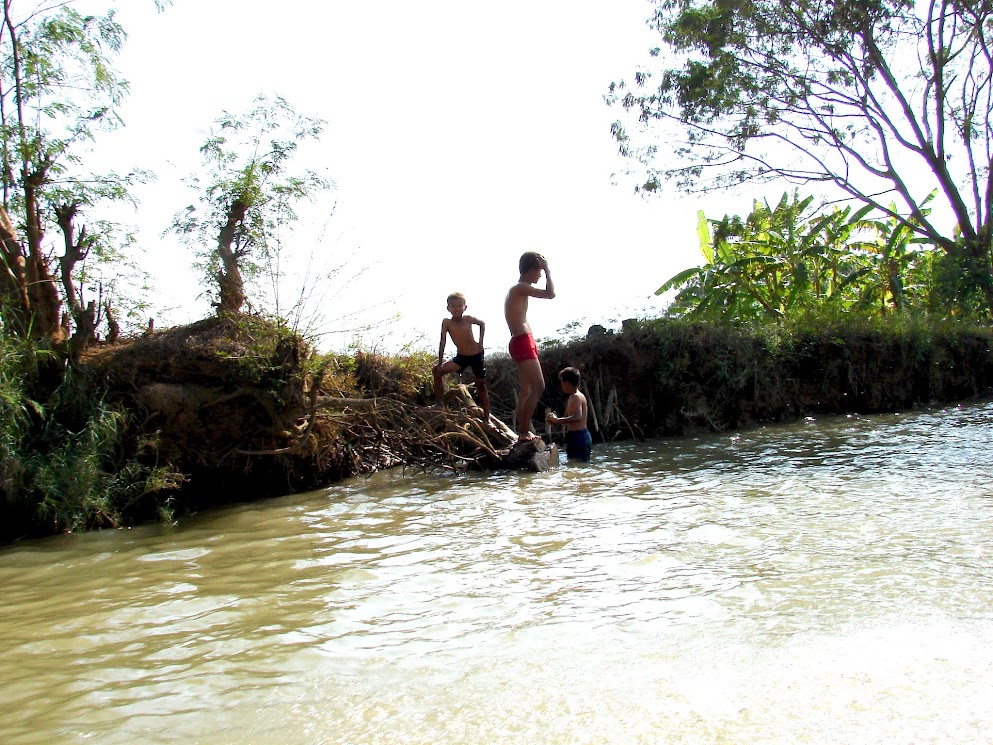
[559,367,581,386]
[447,292,465,304]
[519,251,545,275]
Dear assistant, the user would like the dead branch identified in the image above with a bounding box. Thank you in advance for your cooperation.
[235,384,533,472]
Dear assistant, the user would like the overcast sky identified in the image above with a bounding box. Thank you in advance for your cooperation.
[81,0,756,352]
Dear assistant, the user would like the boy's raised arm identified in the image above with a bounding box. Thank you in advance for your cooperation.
[529,258,555,299]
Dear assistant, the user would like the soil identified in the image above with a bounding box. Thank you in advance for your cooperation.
[72,314,993,526]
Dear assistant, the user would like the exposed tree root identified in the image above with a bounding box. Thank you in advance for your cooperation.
[235,384,554,473]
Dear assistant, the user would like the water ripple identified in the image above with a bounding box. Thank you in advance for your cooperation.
[3,401,993,743]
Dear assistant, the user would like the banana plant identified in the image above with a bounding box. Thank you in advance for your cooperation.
[656,192,934,322]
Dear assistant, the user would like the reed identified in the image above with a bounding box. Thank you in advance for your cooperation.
[0,332,182,539]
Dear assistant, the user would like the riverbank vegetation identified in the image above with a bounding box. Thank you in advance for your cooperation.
[0,313,530,542]
[528,314,993,444]
[5,310,991,542]
[3,0,993,542]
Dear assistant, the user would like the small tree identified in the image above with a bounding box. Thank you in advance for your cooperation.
[169,95,331,315]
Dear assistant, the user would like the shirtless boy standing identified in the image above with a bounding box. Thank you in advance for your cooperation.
[504,252,555,441]
[433,292,490,420]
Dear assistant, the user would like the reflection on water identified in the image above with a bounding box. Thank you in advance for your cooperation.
[2,402,993,743]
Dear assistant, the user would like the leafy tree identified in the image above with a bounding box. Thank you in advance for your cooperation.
[0,1,154,354]
[609,0,993,315]
[169,95,331,315]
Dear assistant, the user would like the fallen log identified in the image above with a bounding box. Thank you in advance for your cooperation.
[437,385,558,470]
[485,437,559,472]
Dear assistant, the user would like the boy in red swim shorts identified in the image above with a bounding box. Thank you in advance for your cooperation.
[504,251,555,442]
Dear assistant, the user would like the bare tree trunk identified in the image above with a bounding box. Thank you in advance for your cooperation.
[55,203,97,357]
[216,199,247,314]
[22,176,60,337]
[0,203,30,332]
[0,201,61,341]
[105,302,120,343]
[7,6,61,341]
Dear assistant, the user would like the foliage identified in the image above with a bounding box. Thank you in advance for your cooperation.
[204,312,303,388]
[26,394,172,533]
[920,247,993,319]
[526,312,993,440]
[169,95,331,314]
[0,1,155,346]
[609,0,993,315]
[538,320,588,349]
[658,192,952,321]
[352,346,434,400]
[205,313,367,406]
[0,328,181,537]
[0,329,43,497]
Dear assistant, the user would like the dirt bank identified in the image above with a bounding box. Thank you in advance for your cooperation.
[7,314,985,542]
[485,318,993,444]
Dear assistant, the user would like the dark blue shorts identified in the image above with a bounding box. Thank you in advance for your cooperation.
[452,351,485,378]
[565,429,592,461]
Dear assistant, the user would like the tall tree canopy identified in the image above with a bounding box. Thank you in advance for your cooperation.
[0,1,157,353]
[609,0,993,315]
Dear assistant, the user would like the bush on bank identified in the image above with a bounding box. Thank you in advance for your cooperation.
[0,333,182,542]
[0,315,438,542]
[487,315,993,443]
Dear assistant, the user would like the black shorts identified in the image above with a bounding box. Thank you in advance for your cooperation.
[452,352,486,378]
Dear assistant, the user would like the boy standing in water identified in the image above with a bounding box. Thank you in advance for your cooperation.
[546,366,592,461]
[505,252,555,441]
[433,292,490,421]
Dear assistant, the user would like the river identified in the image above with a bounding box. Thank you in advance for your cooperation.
[2,401,993,743]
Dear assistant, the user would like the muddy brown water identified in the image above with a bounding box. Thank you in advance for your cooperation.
[3,402,993,743]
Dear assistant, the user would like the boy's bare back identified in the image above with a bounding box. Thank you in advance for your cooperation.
[504,283,533,337]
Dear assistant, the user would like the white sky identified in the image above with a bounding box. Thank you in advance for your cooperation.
[81,0,756,353]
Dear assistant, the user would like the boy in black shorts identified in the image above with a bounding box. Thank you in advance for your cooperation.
[433,292,490,420]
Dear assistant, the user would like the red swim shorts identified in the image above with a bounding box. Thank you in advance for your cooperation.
[509,332,538,362]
